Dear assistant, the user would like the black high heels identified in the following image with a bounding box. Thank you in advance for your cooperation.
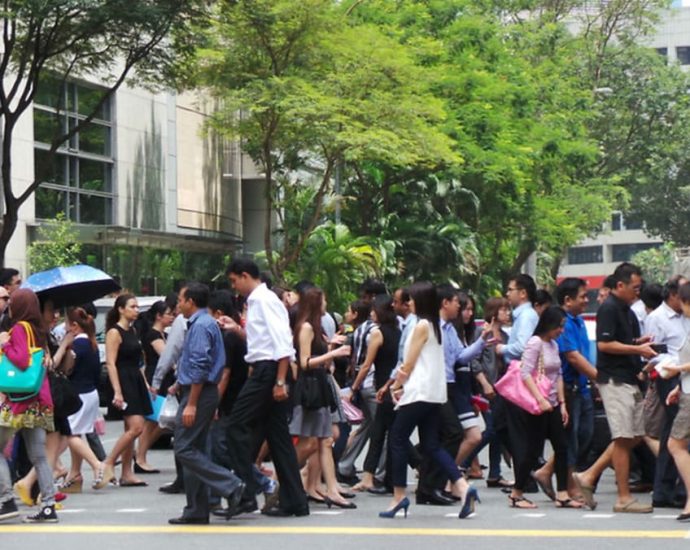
[324,496,357,509]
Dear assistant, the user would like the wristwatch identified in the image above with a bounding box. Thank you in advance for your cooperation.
[275,380,285,387]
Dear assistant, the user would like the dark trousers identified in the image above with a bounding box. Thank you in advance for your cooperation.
[391,401,461,489]
[506,401,568,492]
[226,361,307,512]
[174,384,242,519]
[654,378,685,503]
[417,397,463,492]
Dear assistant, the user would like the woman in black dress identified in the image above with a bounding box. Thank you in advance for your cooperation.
[95,294,152,488]
[135,300,174,473]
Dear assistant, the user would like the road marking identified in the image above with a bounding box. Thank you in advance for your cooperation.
[653,514,678,519]
[116,508,147,513]
[514,513,545,518]
[582,514,615,519]
[55,509,85,514]
[310,511,343,515]
[0,525,688,538]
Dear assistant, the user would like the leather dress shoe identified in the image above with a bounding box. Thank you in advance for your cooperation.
[261,505,309,517]
[159,482,183,494]
[367,485,391,495]
[213,499,258,518]
[168,516,209,525]
[415,489,454,506]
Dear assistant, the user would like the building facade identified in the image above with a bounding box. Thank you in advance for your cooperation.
[7,76,268,293]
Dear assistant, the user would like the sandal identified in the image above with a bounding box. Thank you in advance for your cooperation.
[60,474,83,494]
[508,495,537,509]
[93,464,115,490]
[555,498,583,509]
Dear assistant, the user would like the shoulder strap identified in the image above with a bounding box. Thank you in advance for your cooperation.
[15,321,36,349]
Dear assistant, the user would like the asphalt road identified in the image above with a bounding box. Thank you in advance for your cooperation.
[1,420,688,550]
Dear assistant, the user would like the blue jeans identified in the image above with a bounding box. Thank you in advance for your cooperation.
[566,390,594,469]
[390,401,461,488]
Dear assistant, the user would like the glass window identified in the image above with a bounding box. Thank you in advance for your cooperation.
[612,243,660,262]
[78,122,110,156]
[677,47,690,65]
[35,186,67,219]
[611,212,622,231]
[568,246,603,265]
[623,215,643,230]
[656,47,668,58]
[34,78,113,226]
[79,194,109,225]
[79,158,111,192]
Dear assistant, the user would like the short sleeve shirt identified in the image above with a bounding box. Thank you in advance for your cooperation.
[596,294,641,385]
[557,312,591,396]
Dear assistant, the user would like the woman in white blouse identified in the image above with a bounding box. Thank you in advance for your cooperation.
[383,282,477,519]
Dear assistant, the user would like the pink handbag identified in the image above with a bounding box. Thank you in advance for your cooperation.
[494,355,552,415]
[341,398,364,424]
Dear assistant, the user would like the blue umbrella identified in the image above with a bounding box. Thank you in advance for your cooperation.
[22,265,121,308]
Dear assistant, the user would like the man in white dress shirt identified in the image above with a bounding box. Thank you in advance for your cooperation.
[224,259,309,517]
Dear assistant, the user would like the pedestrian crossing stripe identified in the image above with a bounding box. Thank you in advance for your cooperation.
[0,526,688,538]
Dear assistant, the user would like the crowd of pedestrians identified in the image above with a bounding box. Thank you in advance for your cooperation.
[2,259,690,524]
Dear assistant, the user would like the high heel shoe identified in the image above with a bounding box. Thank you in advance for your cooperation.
[60,475,83,494]
[53,469,68,483]
[459,487,481,519]
[324,496,357,509]
[379,497,410,518]
[93,464,115,490]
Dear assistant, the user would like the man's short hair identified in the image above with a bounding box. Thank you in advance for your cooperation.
[641,283,663,311]
[556,277,587,306]
[0,267,19,287]
[511,274,537,304]
[226,258,260,279]
[437,283,459,304]
[663,275,685,301]
[602,275,617,290]
[209,289,238,318]
[395,287,410,303]
[612,262,642,285]
[183,282,210,309]
[359,278,387,297]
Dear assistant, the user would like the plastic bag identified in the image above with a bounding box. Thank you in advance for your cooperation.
[158,394,179,431]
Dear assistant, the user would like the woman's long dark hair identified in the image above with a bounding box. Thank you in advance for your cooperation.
[409,281,441,344]
[68,307,98,350]
[457,292,476,345]
[533,306,566,337]
[372,294,397,329]
[294,287,324,351]
[106,293,135,332]
[9,289,46,348]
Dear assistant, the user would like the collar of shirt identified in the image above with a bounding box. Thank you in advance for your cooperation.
[512,302,531,319]
[186,308,204,327]
[661,301,682,320]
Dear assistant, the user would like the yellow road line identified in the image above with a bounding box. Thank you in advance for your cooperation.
[0,526,688,538]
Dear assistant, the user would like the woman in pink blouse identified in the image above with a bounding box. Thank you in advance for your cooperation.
[0,289,58,523]
[505,306,581,510]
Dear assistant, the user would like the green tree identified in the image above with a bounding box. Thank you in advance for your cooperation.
[27,213,81,272]
[0,0,206,264]
[195,0,459,280]
[631,243,674,285]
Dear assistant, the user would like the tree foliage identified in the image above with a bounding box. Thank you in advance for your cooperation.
[0,0,206,264]
[27,213,81,272]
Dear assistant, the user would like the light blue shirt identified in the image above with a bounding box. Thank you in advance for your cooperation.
[177,309,226,386]
[442,320,486,382]
[502,302,539,362]
[152,313,187,389]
